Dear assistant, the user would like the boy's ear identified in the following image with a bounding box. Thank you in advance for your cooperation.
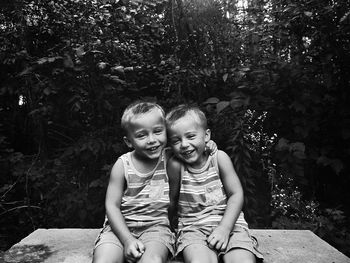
[123,136,133,148]
[205,129,211,142]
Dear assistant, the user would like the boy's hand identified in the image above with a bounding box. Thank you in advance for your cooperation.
[207,225,230,251]
[205,140,217,155]
[124,237,145,263]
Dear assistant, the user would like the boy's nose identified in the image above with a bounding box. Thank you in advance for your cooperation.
[147,134,156,144]
[180,140,189,148]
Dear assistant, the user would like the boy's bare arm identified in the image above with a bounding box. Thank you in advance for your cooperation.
[166,156,181,231]
[105,159,145,260]
[207,150,244,251]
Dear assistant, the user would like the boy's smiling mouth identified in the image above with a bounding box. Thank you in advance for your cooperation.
[148,146,161,152]
[181,149,195,158]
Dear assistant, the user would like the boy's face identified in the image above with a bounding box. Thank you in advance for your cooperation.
[167,114,210,169]
[124,108,167,160]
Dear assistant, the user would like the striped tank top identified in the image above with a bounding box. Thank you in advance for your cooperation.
[114,149,170,230]
[178,151,248,235]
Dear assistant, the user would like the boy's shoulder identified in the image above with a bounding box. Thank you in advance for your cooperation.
[112,151,134,169]
[116,151,130,162]
[215,149,229,159]
[163,147,174,161]
[166,153,182,170]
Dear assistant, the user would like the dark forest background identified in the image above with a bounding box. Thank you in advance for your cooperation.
[1,0,349,257]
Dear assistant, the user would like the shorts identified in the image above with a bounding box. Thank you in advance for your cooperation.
[94,223,175,256]
[175,225,263,260]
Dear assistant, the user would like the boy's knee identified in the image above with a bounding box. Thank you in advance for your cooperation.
[93,257,121,263]
[222,250,256,263]
[225,259,255,263]
[139,254,165,263]
[185,255,217,263]
[188,260,205,263]
[92,251,123,263]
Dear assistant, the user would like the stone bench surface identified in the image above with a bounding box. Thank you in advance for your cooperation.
[1,229,350,263]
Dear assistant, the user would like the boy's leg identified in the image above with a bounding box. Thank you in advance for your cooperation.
[93,224,125,263]
[138,241,169,263]
[137,224,175,263]
[221,225,263,263]
[93,243,124,263]
[182,244,218,263]
[222,248,256,263]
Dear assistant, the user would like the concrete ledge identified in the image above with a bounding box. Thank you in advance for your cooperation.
[1,229,350,263]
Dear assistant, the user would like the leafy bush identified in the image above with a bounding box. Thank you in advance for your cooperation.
[271,179,350,257]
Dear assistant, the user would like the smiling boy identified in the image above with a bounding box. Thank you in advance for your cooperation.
[93,101,175,263]
[166,104,263,263]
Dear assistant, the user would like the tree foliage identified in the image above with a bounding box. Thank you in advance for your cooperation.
[1,0,349,255]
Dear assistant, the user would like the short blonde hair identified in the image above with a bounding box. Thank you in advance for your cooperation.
[166,104,207,129]
[121,101,165,133]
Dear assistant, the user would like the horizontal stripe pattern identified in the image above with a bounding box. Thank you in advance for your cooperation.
[119,150,170,228]
[178,152,248,232]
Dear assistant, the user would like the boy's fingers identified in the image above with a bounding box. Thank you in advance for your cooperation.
[208,234,215,241]
[129,246,140,258]
[137,241,145,253]
[208,237,217,248]
[221,242,227,251]
[215,240,224,250]
[125,253,136,263]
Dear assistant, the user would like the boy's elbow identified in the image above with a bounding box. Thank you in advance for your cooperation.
[105,200,119,213]
[229,191,244,204]
[238,191,244,206]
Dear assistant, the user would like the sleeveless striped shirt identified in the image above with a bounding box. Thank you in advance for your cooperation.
[178,151,248,235]
[112,149,170,230]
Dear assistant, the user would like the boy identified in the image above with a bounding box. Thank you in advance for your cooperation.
[166,105,263,263]
[93,101,175,263]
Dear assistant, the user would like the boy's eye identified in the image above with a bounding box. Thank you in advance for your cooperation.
[187,134,196,139]
[154,128,164,134]
[170,139,180,145]
[136,133,146,138]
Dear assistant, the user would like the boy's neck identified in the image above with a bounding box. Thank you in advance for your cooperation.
[187,152,209,170]
[130,151,160,173]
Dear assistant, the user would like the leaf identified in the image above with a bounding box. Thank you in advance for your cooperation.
[290,142,306,159]
[104,100,113,111]
[276,138,289,151]
[222,73,228,82]
[202,68,211,76]
[97,62,107,70]
[36,56,61,65]
[63,54,74,68]
[203,97,220,104]
[229,91,249,108]
[18,67,33,76]
[37,58,48,64]
[304,11,313,17]
[111,65,124,74]
[317,157,344,174]
[124,67,134,72]
[108,75,126,84]
[89,179,103,188]
[75,45,85,57]
[43,87,51,95]
[317,156,332,166]
[340,11,350,23]
[330,159,343,175]
[216,101,230,113]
